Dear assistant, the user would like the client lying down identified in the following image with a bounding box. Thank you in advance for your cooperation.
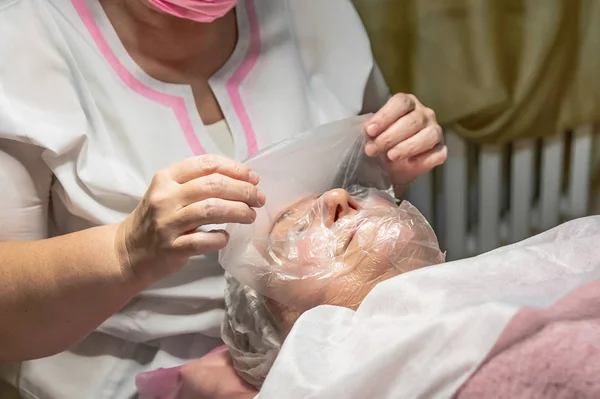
[138,187,600,399]
[136,186,444,398]
[222,187,600,399]
[137,116,600,398]
[223,186,445,386]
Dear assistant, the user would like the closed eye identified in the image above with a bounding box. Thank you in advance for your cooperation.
[296,222,309,233]
[291,216,311,234]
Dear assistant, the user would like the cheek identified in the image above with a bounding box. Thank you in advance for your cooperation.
[287,228,337,266]
[322,252,401,310]
[322,269,399,310]
[353,225,400,262]
[294,238,318,265]
[280,238,322,268]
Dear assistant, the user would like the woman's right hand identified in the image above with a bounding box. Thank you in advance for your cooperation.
[116,154,265,282]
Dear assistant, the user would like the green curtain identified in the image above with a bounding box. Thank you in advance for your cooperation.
[353,0,600,144]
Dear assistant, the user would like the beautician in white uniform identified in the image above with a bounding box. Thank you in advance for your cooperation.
[0,0,447,397]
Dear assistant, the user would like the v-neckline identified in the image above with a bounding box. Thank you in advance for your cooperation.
[79,0,253,157]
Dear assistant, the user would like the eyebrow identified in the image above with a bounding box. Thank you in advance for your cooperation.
[272,210,294,229]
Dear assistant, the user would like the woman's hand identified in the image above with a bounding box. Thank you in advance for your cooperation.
[178,348,259,399]
[364,93,448,187]
[116,154,266,282]
[136,347,258,399]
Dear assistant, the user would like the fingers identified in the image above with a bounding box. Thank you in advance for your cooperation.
[165,154,259,185]
[174,198,257,233]
[385,142,448,186]
[407,142,448,170]
[365,93,417,138]
[180,174,266,208]
[365,109,430,157]
[130,155,265,278]
[387,124,444,161]
[172,229,230,256]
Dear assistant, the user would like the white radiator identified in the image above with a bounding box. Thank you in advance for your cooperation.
[406,126,598,261]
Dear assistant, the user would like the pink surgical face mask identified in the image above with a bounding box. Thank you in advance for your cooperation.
[146,0,238,23]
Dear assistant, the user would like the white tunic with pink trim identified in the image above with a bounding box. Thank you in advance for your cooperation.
[0,0,389,397]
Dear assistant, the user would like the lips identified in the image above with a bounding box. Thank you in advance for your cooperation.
[343,229,356,251]
[342,219,368,252]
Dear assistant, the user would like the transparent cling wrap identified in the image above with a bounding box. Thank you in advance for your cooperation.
[219,115,444,307]
[225,188,444,309]
[218,115,445,387]
[221,194,445,387]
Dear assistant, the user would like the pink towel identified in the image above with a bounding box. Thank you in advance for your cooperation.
[456,278,600,399]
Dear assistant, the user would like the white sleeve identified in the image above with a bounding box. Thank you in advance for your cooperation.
[0,139,52,241]
[361,62,391,114]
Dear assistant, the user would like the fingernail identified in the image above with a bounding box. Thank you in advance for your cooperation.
[365,142,378,156]
[366,123,379,137]
[388,149,400,161]
[257,191,266,206]
[249,171,259,184]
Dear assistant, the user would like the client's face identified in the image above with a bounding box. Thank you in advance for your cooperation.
[264,189,444,331]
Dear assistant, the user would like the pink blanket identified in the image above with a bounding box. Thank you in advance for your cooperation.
[455,278,600,399]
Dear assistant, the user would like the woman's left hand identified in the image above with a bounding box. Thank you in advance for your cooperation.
[177,348,258,399]
[136,347,258,399]
[364,93,448,187]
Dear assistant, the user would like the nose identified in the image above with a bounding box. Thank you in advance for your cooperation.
[320,189,358,227]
